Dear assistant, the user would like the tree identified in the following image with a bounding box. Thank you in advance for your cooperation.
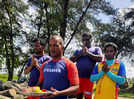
[98,8,134,57]
[0,0,28,80]
[27,0,116,52]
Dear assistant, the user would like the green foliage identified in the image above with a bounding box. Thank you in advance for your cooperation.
[119,91,134,98]
[0,0,133,81]
[0,0,28,80]
[0,74,18,82]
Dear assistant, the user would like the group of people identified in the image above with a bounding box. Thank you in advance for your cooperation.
[24,33,126,99]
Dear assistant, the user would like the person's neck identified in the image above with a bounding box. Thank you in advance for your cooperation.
[87,45,91,48]
[36,51,45,56]
[106,59,115,66]
[52,56,63,61]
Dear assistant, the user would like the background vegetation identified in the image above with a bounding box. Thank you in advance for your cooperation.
[0,0,134,97]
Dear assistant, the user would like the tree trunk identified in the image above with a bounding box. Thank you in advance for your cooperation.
[60,0,69,40]
[5,0,15,81]
[4,36,11,81]
[17,62,26,80]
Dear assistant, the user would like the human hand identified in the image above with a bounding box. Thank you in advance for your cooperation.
[102,62,110,73]
[82,46,88,56]
[31,55,40,70]
[31,55,38,66]
[42,87,60,99]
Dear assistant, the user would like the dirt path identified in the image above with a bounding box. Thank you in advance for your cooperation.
[71,97,133,99]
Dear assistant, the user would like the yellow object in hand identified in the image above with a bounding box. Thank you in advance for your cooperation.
[32,86,41,93]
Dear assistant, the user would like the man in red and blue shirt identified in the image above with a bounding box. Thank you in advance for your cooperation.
[39,35,79,99]
[70,33,102,99]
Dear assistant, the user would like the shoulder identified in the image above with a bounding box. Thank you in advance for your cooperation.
[119,61,125,69]
[27,56,32,62]
[63,57,76,69]
[28,56,32,60]
[115,60,125,67]
[63,57,74,64]
[89,46,102,54]
[42,55,52,60]
[74,49,82,53]
[94,46,102,51]
[40,60,51,69]
[115,60,126,71]
[117,61,126,76]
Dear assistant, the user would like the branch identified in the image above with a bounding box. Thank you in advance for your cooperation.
[64,0,94,52]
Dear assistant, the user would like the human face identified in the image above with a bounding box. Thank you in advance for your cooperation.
[34,40,42,54]
[82,36,91,48]
[49,38,63,59]
[105,46,116,60]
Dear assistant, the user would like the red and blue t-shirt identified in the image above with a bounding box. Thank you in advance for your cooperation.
[26,55,51,86]
[39,57,79,99]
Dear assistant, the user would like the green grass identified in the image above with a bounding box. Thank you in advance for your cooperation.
[119,91,134,98]
[0,74,18,82]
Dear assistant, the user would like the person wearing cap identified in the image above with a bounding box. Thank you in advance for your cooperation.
[24,38,51,87]
[90,42,126,99]
[70,33,103,99]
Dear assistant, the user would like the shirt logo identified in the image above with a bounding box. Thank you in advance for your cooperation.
[44,69,61,73]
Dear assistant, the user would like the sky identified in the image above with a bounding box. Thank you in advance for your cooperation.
[98,0,134,23]
[109,0,133,9]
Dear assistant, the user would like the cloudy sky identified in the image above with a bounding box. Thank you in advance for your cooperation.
[109,0,133,8]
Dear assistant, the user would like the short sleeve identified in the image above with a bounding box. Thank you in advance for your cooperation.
[96,47,103,56]
[65,59,79,85]
[118,62,126,77]
[26,57,32,67]
[73,50,80,57]
[92,64,99,74]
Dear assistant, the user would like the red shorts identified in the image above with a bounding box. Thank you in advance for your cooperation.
[77,78,93,98]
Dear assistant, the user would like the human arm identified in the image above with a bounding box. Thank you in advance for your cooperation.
[70,50,83,62]
[83,47,102,62]
[24,55,40,74]
[90,64,104,82]
[90,71,104,82]
[24,57,33,74]
[107,71,125,85]
[56,59,79,95]
[46,85,79,98]
[24,65,33,74]
[107,62,126,85]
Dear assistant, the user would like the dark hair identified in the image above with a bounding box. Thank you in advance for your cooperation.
[33,38,46,46]
[104,42,118,52]
[82,33,92,39]
[33,38,40,43]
